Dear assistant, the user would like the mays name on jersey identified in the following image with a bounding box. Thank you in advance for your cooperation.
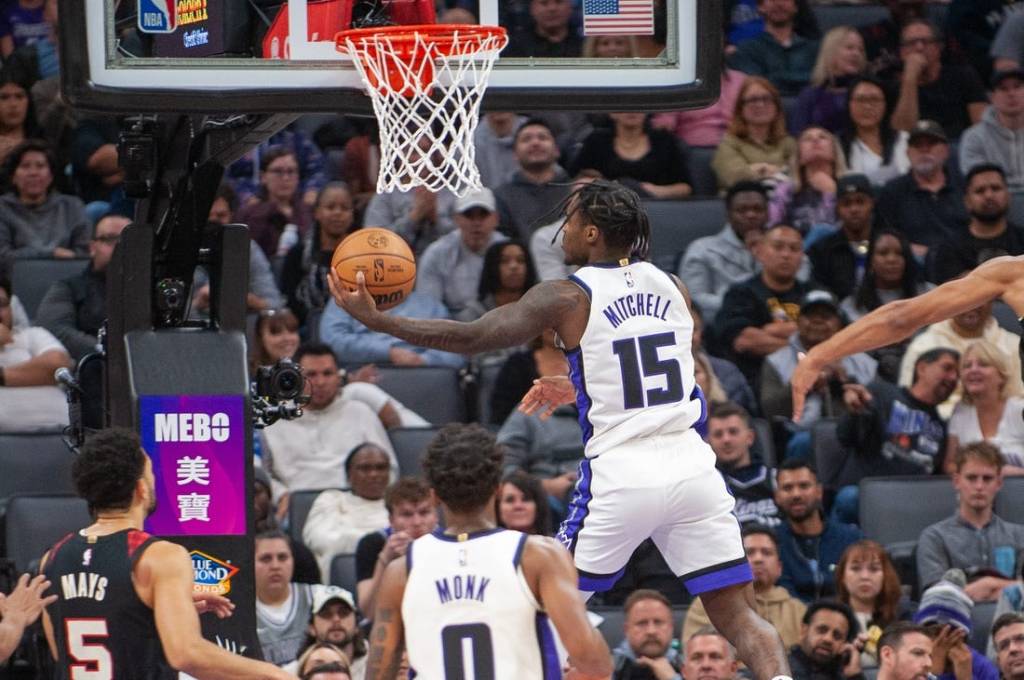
[60,572,108,601]
[435,573,491,605]
[601,292,673,329]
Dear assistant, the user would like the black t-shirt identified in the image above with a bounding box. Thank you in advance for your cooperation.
[720,463,781,527]
[927,223,1024,283]
[570,129,690,193]
[836,380,947,486]
[914,64,988,139]
[876,173,968,249]
[354,529,389,582]
[44,530,178,680]
[711,275,814,382]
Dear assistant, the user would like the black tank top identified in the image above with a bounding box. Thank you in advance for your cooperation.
[43,529,178,680]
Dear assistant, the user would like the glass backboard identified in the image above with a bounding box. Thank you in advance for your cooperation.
[63,0,721,114]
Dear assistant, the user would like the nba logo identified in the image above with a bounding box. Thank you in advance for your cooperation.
[373,258,385,283]
[137,0,177,34]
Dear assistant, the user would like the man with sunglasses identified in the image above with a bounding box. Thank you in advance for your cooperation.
[35,212,129,359]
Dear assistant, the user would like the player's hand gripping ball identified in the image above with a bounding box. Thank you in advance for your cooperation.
[331,227,417,311]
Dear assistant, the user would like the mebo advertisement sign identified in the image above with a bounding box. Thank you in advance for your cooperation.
[140,395,246,536]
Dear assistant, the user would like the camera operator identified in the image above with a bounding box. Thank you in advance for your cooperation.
[261,343,397,523]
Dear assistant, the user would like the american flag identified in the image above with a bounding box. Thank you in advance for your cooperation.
[582,0,655,36]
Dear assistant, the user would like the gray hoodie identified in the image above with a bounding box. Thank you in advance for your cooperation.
[960,106,1024,191]
[0,191,89,275]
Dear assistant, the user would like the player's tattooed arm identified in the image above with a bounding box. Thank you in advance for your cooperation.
[365,559,407,680]
[330,269,584,355]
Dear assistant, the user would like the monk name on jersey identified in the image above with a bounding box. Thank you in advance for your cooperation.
[435,573,490,605]
[601,292,673,329]
[60,572,108,601]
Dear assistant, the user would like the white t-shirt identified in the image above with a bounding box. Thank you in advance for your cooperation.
[947,396,1024,468]
[0,326,69,432]
[341,381,429,428]
[847,132,909,187]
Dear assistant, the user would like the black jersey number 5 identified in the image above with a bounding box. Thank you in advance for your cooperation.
[612,332,684,409]
[441,623,495,680]
[66,618,112,680]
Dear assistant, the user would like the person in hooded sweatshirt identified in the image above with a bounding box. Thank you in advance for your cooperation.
[0,138,87,278]
[960,70,1024,193]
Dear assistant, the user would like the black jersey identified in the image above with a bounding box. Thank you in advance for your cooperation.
[43,529,178,680]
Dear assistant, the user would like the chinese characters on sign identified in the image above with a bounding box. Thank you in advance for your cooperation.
[140,395,246,536]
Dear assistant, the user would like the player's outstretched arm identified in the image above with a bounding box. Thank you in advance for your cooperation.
[145,542,295,680]
[0,573,57,663]
[364,558,407,680]
[522,536,613,679]
[327,270,581,355]
[791,257,1017,421]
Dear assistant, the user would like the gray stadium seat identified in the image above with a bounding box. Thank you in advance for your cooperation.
[374,366,467,425]
[970,601,997,653]
[288,489,335,545]
[329,553,358,595]
[810,419,846,490]
[812,4,889,31]
[4,495,90,574]
[995,476,1024,521]
[858,476,956,548]
[687,146,718,197]
[474,362,503,426]
[645,198,726,272]
[11,258,88,322]
[991,301,1021,335]
[590,606,626,649]
[0,433,77,508]
[389,426,441,478]
[751,417,776,468]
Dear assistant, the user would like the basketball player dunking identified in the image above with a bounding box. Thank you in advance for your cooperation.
[40,428,297,680]
[328,180,792,680]
[792,256,1024,418]
[366,423,612,679]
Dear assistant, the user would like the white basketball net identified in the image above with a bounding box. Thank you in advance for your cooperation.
[338,27,508,197]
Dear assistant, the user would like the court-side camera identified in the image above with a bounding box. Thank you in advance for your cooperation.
[253,358,304,402]
[251,359,307,428]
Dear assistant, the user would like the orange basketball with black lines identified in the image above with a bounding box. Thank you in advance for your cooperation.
[331,227,417,311]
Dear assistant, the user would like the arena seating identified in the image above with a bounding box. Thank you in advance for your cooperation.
[4,495,90,574]
[11,258,89,322]
[287,488,330,545]
[329,553,358,594]
[374,366,467,425]
[645,199,726,272]
[0,434,77,509]
[389,426,442,478]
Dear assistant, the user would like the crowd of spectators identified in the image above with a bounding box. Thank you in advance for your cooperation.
[4,0,1024,677]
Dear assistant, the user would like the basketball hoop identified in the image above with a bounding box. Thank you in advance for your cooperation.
[335,24,508,197]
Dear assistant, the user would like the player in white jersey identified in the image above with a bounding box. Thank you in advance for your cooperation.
[329,180,792,680]
[365,423,612,679]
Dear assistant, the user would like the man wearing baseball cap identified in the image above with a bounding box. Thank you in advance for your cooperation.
[807,174,876,299]
[960,69,1024,193]
[415,186,507,317]
[286,586,367,678]
[760,289,876,428]
[877,119,967,255]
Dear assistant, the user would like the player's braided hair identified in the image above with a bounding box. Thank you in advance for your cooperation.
[562,179,651,260]
[422,424,503,514]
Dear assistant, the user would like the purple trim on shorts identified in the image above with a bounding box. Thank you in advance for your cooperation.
[556,459,593,553]
[682,557,753,595]
[535,613,562,679]
[577,566,626,593]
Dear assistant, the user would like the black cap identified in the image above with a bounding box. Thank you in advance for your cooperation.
[800,289,841,316]
[991,68,1024,89]
[908,119,948,145]
[837,174,873,199]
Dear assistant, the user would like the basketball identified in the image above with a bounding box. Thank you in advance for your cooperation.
[331,227,417,311]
